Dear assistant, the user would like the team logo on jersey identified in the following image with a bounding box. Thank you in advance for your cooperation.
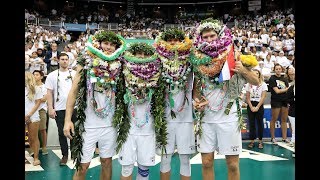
[231,145,239,152]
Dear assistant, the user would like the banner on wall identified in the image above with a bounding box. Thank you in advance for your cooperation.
[241,105,292,140]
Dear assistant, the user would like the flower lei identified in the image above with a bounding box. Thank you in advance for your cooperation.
[71,33,127,170]
[155,35,193,118]
[121,47,167,154]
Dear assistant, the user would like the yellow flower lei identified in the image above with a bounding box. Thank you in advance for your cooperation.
[156,37,192,52]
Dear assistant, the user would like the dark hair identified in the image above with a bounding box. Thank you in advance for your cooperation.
[33,70,44,77]
[273,63,284,71]
[59,53,69,59]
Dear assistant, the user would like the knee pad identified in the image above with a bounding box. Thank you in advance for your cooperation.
[179,154,191,177]
[137,164,149,179]
[160,154,172,173]
[121,164,134,177]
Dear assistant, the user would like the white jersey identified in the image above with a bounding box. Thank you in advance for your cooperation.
[84,86,115,129]
[201,79,238,124]
[165,73,194,123]
[45,69,76,110]
[128,101,154,135]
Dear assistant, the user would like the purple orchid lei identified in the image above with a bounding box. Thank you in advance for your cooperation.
[156,45,190,60]
[193,27,233,58]
[123,58,161,81]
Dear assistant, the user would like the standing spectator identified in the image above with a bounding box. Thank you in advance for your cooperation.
[269,64,289,145]
[33,70,49,155]
[246,69,268,149]
[44,42,61,74]
[45,53,77,165]
[25,72,42,166]
[287,70,295,156]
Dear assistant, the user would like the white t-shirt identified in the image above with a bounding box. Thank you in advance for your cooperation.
[128,101,154,135]
[263,60,274,70]
[25,86,42,121]
[201,80,239,123]
[287,24,295,30]
[276,56,291,68]
[258,51,268,60]
[51,51,58,65]
[45,69,76,110]
[283,39,295,51]
[260,34,270,45]
[245,82,268,102]
[37,84,47,111]
[29,57,43,73]
[165,74,193,123]
[84,87,115,128]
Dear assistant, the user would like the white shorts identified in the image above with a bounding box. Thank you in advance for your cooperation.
[197,121,242,155]
[118,134,156,166]
[80,127,117,163]
[160,122,196,155]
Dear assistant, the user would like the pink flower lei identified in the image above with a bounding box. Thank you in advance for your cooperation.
[193,26,233,58]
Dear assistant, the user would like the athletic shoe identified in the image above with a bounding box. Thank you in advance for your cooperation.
[271,138,278,145]
[42,149,49,155]
[282,139,290,143]
[60,156,68,166]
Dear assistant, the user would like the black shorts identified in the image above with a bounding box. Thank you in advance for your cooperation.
[271,101,288,108]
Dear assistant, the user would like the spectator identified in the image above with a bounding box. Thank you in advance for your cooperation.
[268,64,290,145]
[246,69,268,149]
[25,72,42,166]
[44,42,61,74]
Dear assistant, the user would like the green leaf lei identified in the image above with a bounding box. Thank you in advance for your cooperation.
[123,51,158,63]
[71,55,87,171]
[160,28,185,41]
[151,76,168,154]
[87,35,126,61]
[189,50,212,66]
[112,69,130,153]
[127,42,155,55]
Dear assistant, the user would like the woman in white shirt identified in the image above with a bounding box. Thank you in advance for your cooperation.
[246,69,268,149]
[25,72,42,166]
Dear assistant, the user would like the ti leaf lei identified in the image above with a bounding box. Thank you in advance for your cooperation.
[71,55,87,171]
[112,67,130,153]
[151,75,168,155]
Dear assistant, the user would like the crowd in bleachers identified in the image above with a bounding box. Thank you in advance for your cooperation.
[25,7,295,79]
